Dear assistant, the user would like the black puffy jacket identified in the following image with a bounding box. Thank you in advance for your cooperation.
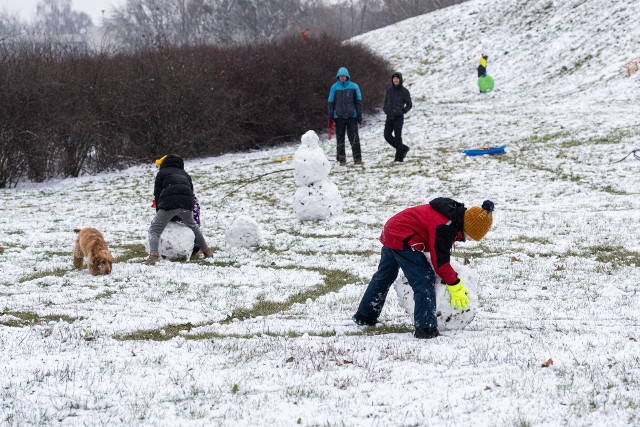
[383,72,412,119]
[153,155,194,211]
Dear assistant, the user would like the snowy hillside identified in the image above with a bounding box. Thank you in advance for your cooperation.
[1,0,640,425]
[355,0,640,103]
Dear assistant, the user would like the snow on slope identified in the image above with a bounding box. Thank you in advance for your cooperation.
[355,0,640,104]
[1,0,640,425]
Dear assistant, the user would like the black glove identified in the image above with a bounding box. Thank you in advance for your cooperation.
[356,115,362,124]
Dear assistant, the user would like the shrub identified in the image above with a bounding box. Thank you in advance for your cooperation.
[0,35,392,187]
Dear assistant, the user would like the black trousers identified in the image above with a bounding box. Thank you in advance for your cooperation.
[335,117,361,163]
[384,116,405,160]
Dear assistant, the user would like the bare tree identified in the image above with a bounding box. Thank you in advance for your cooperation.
[33,0,93,35]
[104,0,468,49]
[106,0,219,48]
[0,11,25,36]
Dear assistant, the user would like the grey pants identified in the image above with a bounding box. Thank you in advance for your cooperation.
[148,209,208,254]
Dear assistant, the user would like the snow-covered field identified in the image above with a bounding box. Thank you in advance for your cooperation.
[2,0,640,425]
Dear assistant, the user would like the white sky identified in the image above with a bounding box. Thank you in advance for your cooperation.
[1,0,126,26]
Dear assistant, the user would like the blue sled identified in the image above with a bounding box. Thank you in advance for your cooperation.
[463,145,506,156]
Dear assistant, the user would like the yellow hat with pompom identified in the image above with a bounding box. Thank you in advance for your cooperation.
[464,200,494,241]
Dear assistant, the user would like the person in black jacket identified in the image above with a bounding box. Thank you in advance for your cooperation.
[383,72,412,162]
[145,154,212,265]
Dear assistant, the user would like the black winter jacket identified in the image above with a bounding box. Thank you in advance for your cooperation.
[383,72,412,119]
[153,154,194,211]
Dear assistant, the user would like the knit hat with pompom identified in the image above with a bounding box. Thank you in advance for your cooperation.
[464,200,494,241]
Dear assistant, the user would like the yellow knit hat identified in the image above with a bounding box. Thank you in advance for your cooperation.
[155,155,167,167]
[464,200,494,241]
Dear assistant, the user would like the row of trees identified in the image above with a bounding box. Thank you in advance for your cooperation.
[0,0,92,37]
[1,0,467,46]
[0,35,392,188]
[0,0,467,187]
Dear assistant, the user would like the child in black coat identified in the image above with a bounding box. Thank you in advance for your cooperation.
[145,154,212,265]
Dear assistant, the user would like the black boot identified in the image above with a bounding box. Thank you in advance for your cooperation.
[352,311,377,326]
[395,145,410,162]
[414,327,440,339]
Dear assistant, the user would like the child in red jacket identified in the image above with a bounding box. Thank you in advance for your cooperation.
[353,198,494,339]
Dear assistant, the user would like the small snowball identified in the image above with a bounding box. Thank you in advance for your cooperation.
[225,216,263,248]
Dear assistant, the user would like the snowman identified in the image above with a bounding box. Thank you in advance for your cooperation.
[292,130,343,220]
[393,255,478,330]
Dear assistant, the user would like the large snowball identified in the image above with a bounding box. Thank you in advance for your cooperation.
[293,130,331,186]
[146,222,194,261]
[225,216,263,248]
[293,179,343,221]
[393,256,479,330]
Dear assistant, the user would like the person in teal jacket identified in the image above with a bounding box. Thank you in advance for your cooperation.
[328,67,363,166]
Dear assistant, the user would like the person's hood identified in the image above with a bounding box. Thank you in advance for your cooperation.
[159,154,184,170]
[336,67,350,81]
[391,72,403,85]
[429,197,466,229]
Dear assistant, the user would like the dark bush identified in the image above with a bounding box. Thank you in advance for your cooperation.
[0,35,392,187]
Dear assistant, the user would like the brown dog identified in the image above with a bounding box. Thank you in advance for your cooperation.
[73,228,113,276]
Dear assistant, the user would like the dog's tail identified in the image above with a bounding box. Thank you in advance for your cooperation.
[73,228,81,233]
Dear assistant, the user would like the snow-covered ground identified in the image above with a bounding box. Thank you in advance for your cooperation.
[1,0,640,424]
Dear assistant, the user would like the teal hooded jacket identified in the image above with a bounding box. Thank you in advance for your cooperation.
[328,67,362,119]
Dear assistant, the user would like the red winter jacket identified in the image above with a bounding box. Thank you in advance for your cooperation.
[379,198,467,284]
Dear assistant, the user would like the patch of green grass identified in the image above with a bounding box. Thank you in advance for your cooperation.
[561,128,640,148]
[19,267,69,283]
[345,324,413,336]
[286,229,344,239]
[334,249,379,257]
[520,131,572,147]
[512,236,552,245]
[13,243,148,284]
[94,290,116,300]
[204,259,240,268]
[225,267,360,322]
[284,386,328,400]
[558,54,593,76]
[600,185,627,195]
[590,245,640,268]
[113,243,147,262]
[258,243,291,254]
[450,249,488,259]
[116,266,360,341]
[47,251,72,257]
[0,310,79,327]
[116,322,196,341]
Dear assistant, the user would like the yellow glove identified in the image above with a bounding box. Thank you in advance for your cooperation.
[447,280,470,310]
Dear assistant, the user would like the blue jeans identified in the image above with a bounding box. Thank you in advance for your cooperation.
[357,246,437,329]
